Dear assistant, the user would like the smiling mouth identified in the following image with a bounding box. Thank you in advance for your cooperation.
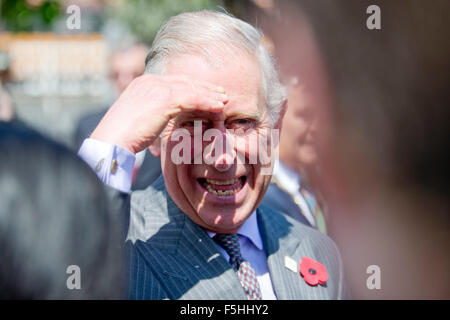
[197,176,247,196]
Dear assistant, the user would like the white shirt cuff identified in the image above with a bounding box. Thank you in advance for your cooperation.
[78,138,135,193]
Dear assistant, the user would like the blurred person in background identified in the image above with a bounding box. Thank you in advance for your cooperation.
[269,0,450,299]
[0,50,14,122]
[0,82,14,122]
[263,76,328,234]
[74,43,162,191]
[0,122,125,299]
[260,7,332,234]
[0,78,35,131]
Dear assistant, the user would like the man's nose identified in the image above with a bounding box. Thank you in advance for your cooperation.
[214,155,234,172]
[204,131,236,172]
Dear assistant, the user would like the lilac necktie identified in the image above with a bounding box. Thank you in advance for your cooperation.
[214,233,262,300]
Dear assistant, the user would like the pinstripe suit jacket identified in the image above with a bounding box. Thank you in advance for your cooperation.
[126,176,346,300]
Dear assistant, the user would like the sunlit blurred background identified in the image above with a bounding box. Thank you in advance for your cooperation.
[1,0,449,299]
[0,0,243,146]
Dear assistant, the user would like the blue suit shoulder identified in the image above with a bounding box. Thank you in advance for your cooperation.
[261,183,313,227]
[258,203,333,244]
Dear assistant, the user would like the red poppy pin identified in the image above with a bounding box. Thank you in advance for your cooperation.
[299,256,328,286]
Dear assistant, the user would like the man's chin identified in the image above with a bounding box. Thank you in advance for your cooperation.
[298,149,318,167]
[197,209,248,233]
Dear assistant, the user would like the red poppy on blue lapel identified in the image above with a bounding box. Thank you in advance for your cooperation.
[299,256,328,286]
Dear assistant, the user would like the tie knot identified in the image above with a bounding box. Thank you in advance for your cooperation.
[213,233,243,270]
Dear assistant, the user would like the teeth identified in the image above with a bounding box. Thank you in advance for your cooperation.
[206,178,238,185]
[205,183,241,197]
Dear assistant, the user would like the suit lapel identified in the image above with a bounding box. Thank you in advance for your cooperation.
[269,177,313,227]
[258,206,301,299]
[258,206,339,299]
[176,217,247,299]
[265,183,312,227]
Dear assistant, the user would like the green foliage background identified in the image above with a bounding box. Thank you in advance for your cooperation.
[1,0,61,31]
[109,0,223,45]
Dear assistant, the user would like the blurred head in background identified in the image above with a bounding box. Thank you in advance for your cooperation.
[0,83,14,121]
[0,122,125,299]
[272,9,332,186]
[260,0,450,298]
[0,54,14,121]
[279,78,319,172]
[110,44,148,96]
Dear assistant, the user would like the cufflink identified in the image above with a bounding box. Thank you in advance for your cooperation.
[110,159,118,174]
[95,158,104,172]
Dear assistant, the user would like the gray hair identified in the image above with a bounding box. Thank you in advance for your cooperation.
[144,10,286,124]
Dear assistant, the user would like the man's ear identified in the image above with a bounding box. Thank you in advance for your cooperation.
[149,137,161,157]
[274,99,288,131]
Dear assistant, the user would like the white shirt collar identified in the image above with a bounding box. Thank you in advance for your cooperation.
[273,158,302,195]
[206,210,263,250]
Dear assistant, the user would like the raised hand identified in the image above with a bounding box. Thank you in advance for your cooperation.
[90,74,228,154]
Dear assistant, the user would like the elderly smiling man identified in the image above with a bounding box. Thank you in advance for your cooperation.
[79,10,345,300]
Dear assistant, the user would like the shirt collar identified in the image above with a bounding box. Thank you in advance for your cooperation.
[206,210,263,250]
[273,158,302,194]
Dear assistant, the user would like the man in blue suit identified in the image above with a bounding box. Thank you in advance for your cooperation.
[79,10,345,299]
[262,76,328,234]
[258,8,332,234]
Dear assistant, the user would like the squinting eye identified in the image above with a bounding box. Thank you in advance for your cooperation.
[228,119,254,129]
[179,121,194,129]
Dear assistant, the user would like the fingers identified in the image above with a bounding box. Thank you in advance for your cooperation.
[170,79,229,114]
[177,91,228,114]
[202,91,229,110]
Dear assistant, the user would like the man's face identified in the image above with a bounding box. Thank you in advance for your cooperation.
[159,53,278,233]
[110,46,148,95]
[278,81,318,171]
